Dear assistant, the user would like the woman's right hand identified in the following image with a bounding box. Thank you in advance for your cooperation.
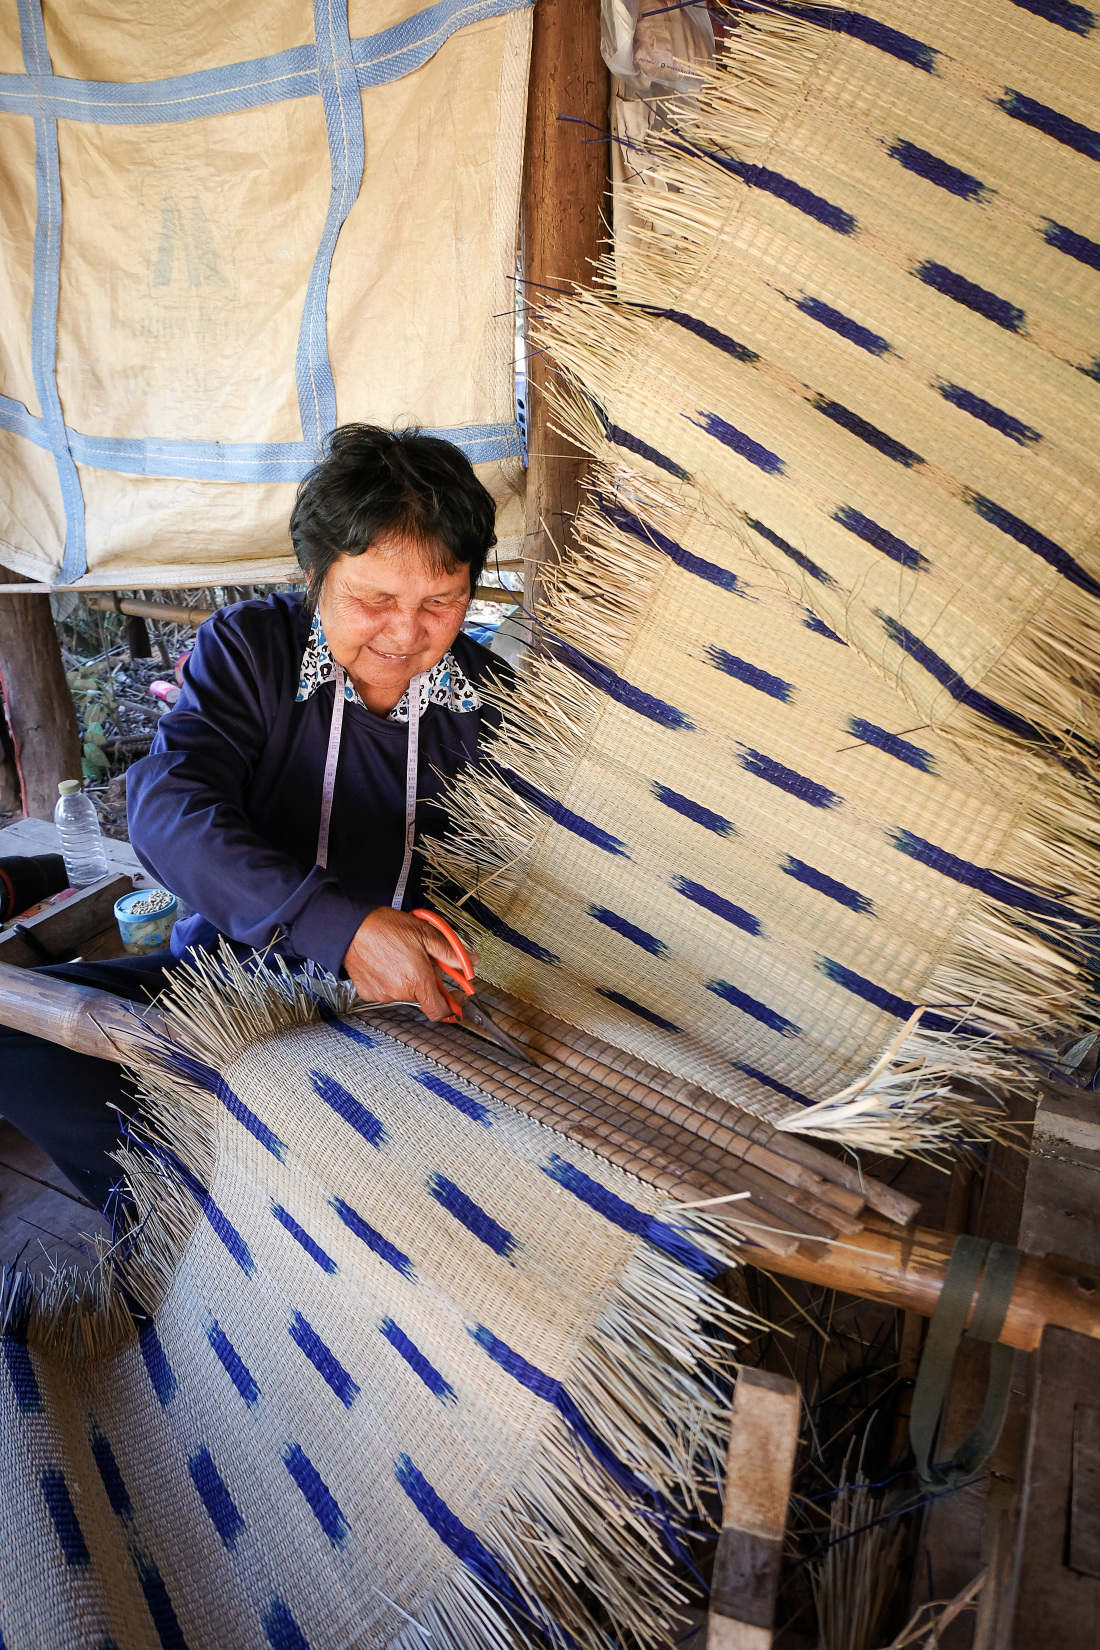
[341,907,470,1021]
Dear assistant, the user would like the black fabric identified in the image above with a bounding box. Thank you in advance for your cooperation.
[0,951,177,1212]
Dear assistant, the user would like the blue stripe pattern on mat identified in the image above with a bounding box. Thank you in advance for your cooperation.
[652,783,736,836]
[796,295,893,356]
[691,410,786,474]
[331,1197,415,1280]
[968,493,1100,596]
[1042,218,1100,270]
[723,161,857,234]
[139,1324,178,1406]
[672,876,762,935]
[606,423,689,479]
[588,904,668,956]
[283,1443,349,1546]
[816,955,922,1021]
[541,1154,722,1277]
[731,1061,813,1107]
[90,1429,132,1518]
[459,895,561,964]
[846,717,937,772]
[802,607,845,642]
[1008,0,1095,32]
[289,1311,360,1407]
[3,1337,41,1413]
[996,88,1100,161]
[413,1070,492,1126]
[736,747,842,809]
[427,1174,518,1259]
[600,498,748,593]
[189,1449,245,1550]
[381,1318,456,1402]
[814,399,924,466]
[658,309,759,363]
[149,1143,255,1275]
[165,1049,287,1160]
[500,766,630,856]
[833,505,928,569]
[263,1598,312,1650]
[556,639,695,731]
[887,139,989,201]
[271,1203,338,1274]
[875,611,1039,740]
[310,1070,387,1148]
[745,516,837,586]
[782,856,874,914]
[133,1554,189,1650]
[760,6,940,72]
[19,0,86,582]
[395,1455,527,1609]
[207,1320,260,1406]
[41,1468,90,1567]
[707,979,801,1037]
[595,988,682,1033]
[705,645,795,701]
[914,260,1026,331]
[316,1008,376,1047]
[935,382,1041,445]
[888,827,1092,923]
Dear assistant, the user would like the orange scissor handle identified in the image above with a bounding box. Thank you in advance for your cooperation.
[411,908,475,1019]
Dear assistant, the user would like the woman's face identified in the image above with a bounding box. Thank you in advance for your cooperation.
[316,534,471,714]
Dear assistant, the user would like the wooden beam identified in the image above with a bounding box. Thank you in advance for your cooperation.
[521,0,608,606]
[86,595,214,626]
[0,565,82,820]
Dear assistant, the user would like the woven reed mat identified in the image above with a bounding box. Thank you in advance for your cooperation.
[427,0,1100,1153]
[0,955,819,1650]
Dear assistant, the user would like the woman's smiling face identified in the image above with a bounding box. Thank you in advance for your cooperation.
[316,532,471,715]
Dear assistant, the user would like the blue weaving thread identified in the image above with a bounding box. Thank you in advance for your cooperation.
[913,260,1026,332]
[427,1174,518,1259]
[887,140,990,201]
[996,88,1100,161]
[458,894,560,964]
[40,1468,91,1567]
[1041,219,1100,271]
[271,1201,338,1274]
[309,1069,387,1148]
[813,398,924,467]
[795,295,894,356]
[888,826,1093,924]
[1006,0,1095,32]
[395,1454,532,1618]
[651,783,736,837]
[555,638,695,730]
[782,855,874,915]
[967,493,1100,597]
[163,1048,286,1160]
[705,645,795,702]
[744,515,838,586]
[132,1554,189,1650]
[296,0,364,444]
[207,1319,260,1406]
[731,1061,813,1107]
[706,979,802,1038]
[19,0,86,582]
[802,608,845,643]
[833,505,929,570]
[139,1324,178,1406]
[380,1318,456,1402]
[657,308,759,363]
[90,1429,132,1519]
[413,1070,492,1126]
[262,1599,312,1650]
[735,746,842,809]
[671,876,762,935]
[816,955,918,1020]
[875,611,1040,741]
[605,422,689,479]
[143,1140,255,1275]
[597,497,748,595]
[288,1311,360,1407]
[541,1155,721,1278]
[331,1197,416,1279]
[934,382,1041,446]
[499,765,630,857]
[3,1337,42,1413]
[188,1448,245,1550]
[846,716,937,773]
[588,904,668,956]
[595,988,682,1032]
[690,409,786,474]
[283,1443,349,1546]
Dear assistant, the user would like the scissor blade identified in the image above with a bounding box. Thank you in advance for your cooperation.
[459,996,531,1063]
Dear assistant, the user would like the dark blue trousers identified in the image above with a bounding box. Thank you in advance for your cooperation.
[0,951,178,1211]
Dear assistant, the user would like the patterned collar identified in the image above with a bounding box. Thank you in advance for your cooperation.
[295,611,481,722]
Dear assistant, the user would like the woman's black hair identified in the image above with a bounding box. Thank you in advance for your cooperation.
[290,424,497,605]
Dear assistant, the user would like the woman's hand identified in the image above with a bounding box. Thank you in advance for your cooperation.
[341,907,473,1021]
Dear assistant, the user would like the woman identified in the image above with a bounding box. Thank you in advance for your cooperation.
[0,426,510,1209]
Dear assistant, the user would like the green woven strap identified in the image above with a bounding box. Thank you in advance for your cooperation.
[909,1235,1022,1489]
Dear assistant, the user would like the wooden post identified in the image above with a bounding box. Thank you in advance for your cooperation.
[708,1368,800,1648]
[0,565,82,820]
[521,0,608,606]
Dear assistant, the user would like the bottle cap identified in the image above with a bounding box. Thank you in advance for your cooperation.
[57,779,81,795]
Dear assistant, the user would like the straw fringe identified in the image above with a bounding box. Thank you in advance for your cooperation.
[95,949,759,1650]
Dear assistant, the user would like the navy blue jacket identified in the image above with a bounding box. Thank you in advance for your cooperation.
[127,593,505,976]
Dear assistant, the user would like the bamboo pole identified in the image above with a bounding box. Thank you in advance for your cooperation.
[85,595,215,626]
[0,564,82,819]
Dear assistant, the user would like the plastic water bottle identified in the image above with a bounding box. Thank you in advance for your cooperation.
[54,779,109,887]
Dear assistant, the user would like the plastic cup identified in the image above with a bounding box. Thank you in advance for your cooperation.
[114,888,178,955]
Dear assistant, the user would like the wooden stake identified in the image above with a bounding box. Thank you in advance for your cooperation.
[0,565,81,819]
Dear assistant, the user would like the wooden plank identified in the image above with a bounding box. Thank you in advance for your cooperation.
[0,873,133,967]
[707,1367,800,1649]
[0,565,82,819]
[0,1120,109,1275]
[1070,1406,1100,1579]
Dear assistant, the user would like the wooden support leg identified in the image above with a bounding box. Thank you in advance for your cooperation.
[0,565,81,819]
[707,1368,800,1649]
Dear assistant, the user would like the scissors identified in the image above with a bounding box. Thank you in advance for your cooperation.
[411,908,531,1063]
